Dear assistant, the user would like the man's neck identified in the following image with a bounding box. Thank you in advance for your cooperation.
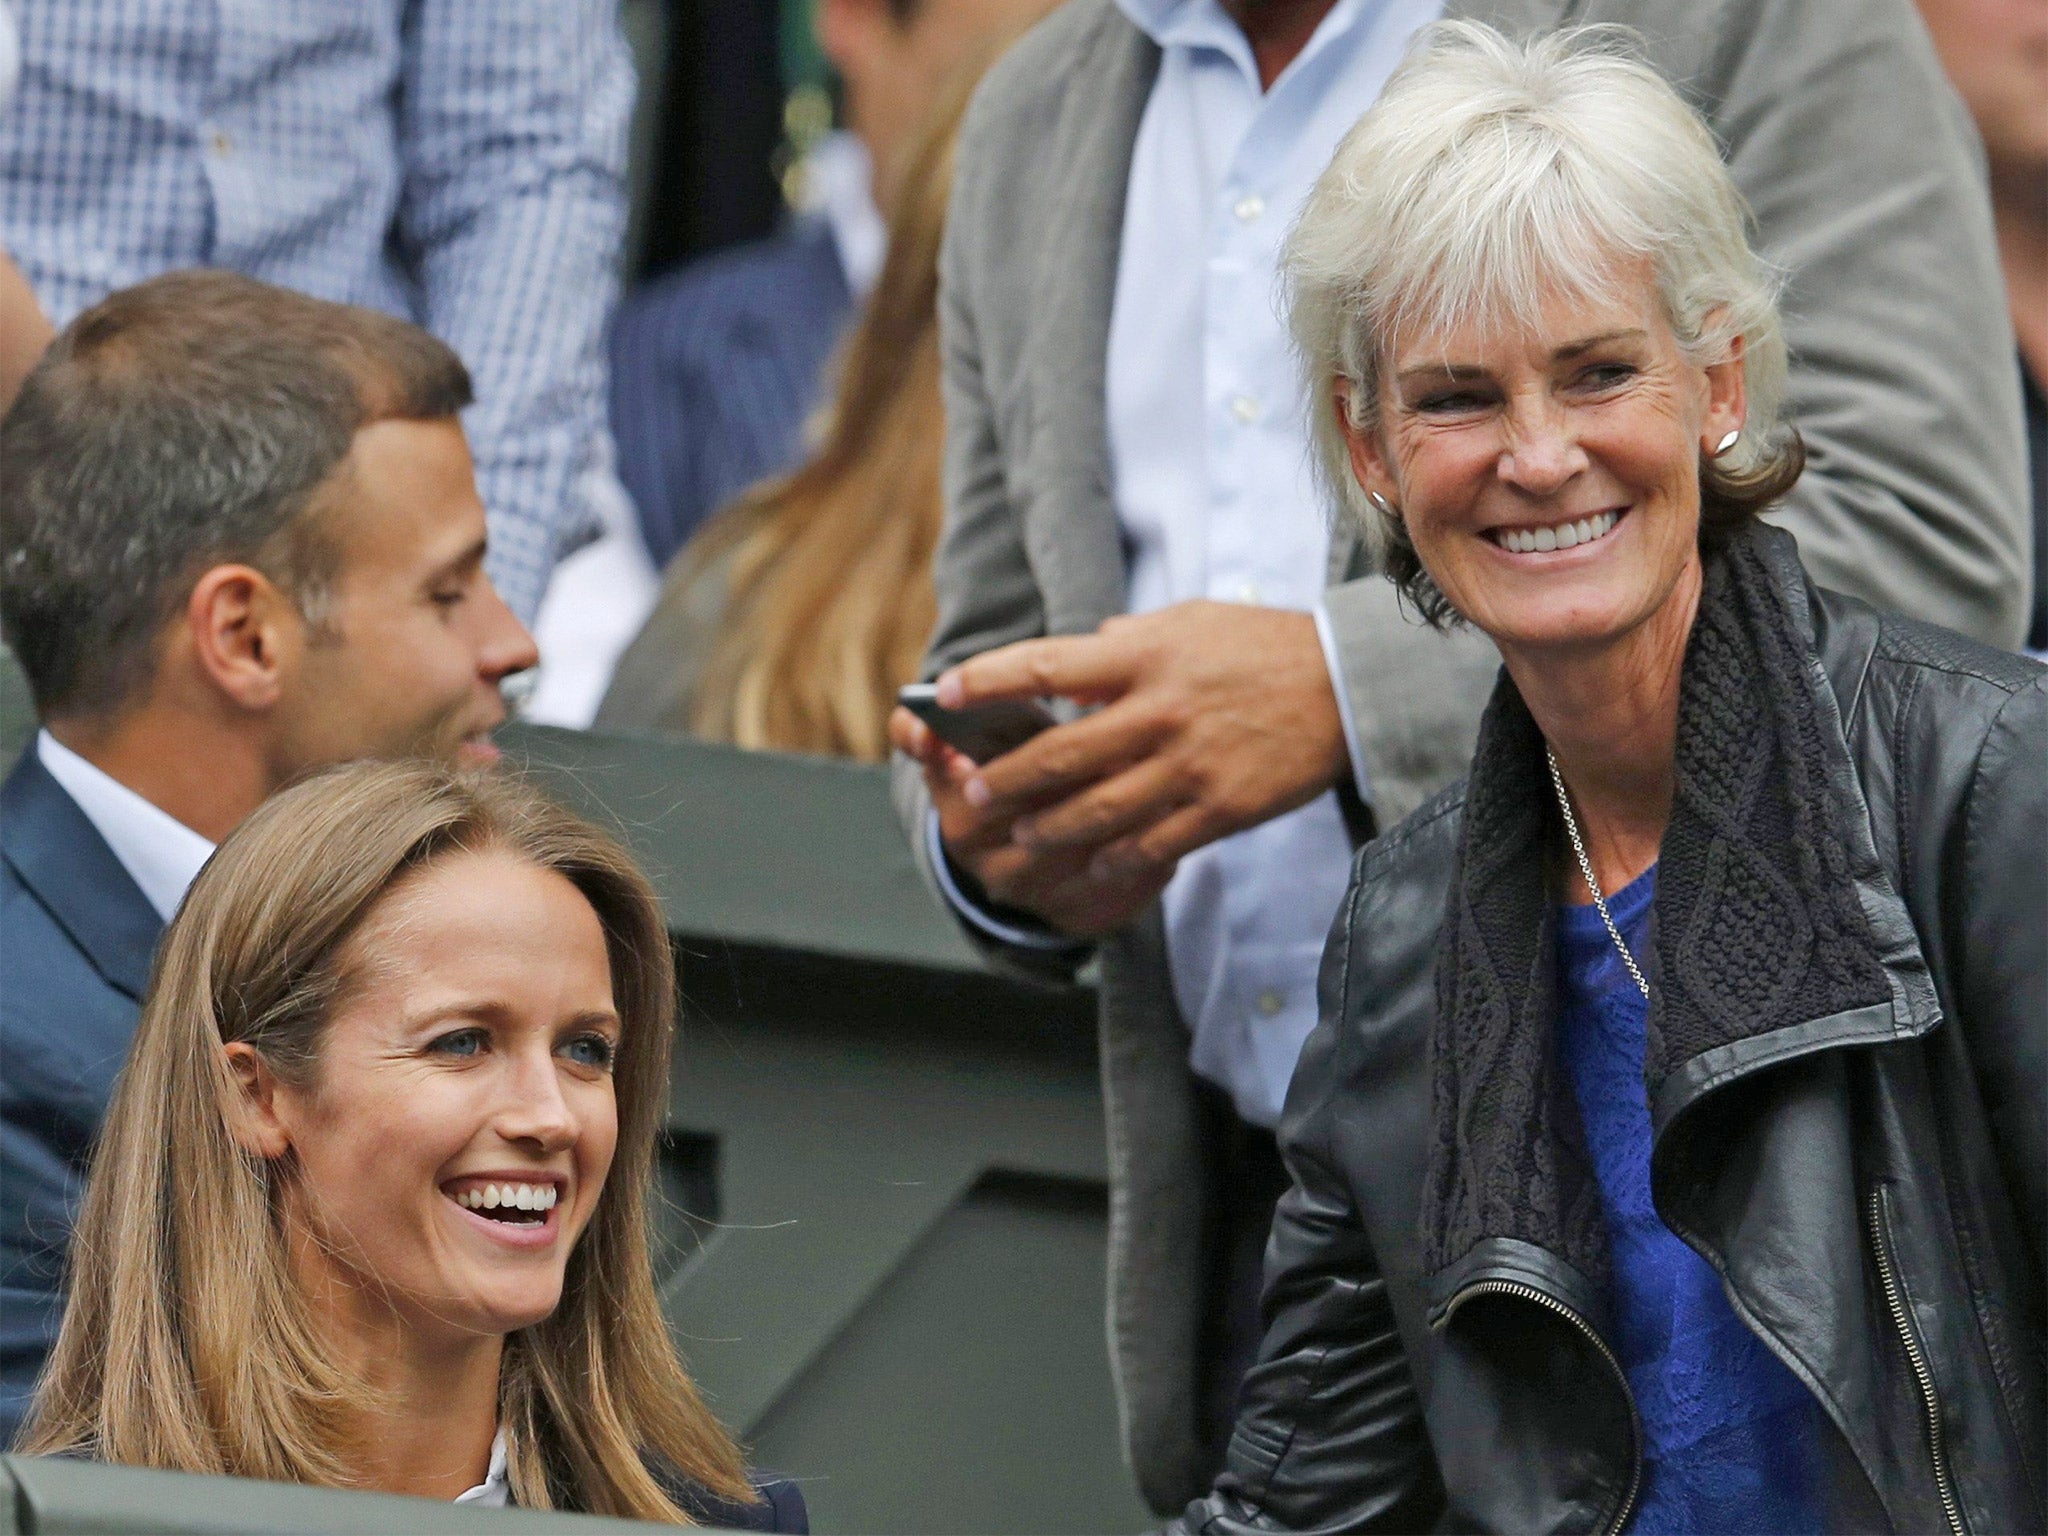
[1991,160,2048,386]
[1219,0,1342,90]
[45,701,269,846]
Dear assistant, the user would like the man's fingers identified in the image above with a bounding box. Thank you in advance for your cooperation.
[967,697,1171,809]
[938,630,1143,709]
[889,705,934,760]
[1010,754,1188,853]
[1091,802,1224,882]
[988,848,1178,939]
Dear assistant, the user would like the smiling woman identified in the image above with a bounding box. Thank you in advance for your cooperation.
[17,762,804,1529]
[1168,21,2046,1536]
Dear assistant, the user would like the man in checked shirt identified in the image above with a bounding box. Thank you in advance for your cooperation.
[0,1,634,626]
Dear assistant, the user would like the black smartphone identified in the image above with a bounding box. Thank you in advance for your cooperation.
[897,682,1056,764]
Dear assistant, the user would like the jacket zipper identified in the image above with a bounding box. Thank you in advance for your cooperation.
[1442,1279,1642,1535]
[1866,1186,1967,1536]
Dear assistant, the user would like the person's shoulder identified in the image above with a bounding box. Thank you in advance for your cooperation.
[1816,581,2045,705]
[1869,610,2046,699]
[612,223,849,359]
[1354,779,1467,891]
[959,0,1144,149]
[650,1465,808,1534]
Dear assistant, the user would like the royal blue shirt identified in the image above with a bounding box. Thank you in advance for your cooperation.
[1554,866,1825,1533]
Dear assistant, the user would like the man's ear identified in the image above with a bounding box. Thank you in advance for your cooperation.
[1332,380,1399,511]
[186,564,303,713]
[223,1041,294,1160]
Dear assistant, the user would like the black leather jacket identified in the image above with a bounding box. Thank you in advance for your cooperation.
[1181,540,2045,1535]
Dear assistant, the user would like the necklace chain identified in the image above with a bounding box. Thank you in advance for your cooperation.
[1545,745,1652,1001]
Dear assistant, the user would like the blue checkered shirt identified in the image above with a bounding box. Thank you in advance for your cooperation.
[0,0,634,619]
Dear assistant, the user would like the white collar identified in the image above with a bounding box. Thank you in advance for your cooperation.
[801,129,887,300]
[1115,0,1369,67]
[35,730,214,924]
[452,1428,510,1507]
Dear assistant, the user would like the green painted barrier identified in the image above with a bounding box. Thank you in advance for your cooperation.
[0,1454,697,1532]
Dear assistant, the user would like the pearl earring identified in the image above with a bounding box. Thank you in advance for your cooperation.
[1713,429,1741,456]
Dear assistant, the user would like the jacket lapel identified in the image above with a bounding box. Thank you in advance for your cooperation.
[0,744,163,1001]
[1019,10,1158,636]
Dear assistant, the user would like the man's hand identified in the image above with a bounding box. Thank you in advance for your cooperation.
[893,600,1350,936]
[892,704,1178,938]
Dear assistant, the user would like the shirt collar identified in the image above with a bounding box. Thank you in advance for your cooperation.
[453,1428,510,1507]
[35,730,214,924]
[801,129,887,300]
[1115,0,1371,77]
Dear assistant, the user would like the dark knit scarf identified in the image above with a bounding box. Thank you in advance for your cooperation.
[1418,524,1895,1291]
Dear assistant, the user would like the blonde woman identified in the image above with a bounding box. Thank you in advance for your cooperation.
[595,63,978,761]
[19,762,805,1527]
[1175,23,2042,1534]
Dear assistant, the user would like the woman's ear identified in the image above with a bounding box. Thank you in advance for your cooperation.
[1700,327,1748,456]
[1332,380,1398,511]
[223,1042,294,1160]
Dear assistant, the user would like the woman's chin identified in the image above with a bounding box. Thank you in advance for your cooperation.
[1467,592,1646,655]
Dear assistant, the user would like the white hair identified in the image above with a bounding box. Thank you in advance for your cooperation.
[1284,21,1790,539]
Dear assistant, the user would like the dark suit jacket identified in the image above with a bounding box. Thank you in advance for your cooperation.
[0,744,162,1447]
[610,217,853,570]
[561,1467,806,1530]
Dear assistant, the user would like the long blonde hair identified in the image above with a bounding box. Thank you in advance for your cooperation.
[680,65,979,761]
[21,761,752,1522]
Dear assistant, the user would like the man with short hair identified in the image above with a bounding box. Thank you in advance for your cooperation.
[0,270,539,1439]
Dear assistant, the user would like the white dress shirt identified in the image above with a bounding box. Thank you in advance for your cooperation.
[35,731,214,923]
[805,129,888,302]
[1107,0,1440,1126]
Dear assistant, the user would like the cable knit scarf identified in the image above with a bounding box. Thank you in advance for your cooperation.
[1419,525,1895,1291]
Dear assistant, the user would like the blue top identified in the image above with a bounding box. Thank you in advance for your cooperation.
[1554,866,1825,1533]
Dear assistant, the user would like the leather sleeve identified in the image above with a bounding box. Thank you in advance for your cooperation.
[1953,674,2048,1267]
[1173,876,1443,1535]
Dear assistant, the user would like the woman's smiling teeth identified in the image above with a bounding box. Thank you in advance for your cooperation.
[451,1182,559,1223]
[1491,510,1620,554]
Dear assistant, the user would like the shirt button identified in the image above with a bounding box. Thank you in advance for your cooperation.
[1233,193,1266,224]
[1229,394,1262,425]
[1234,581,1263,605]
[1256,989,1285,1018]
[208,129,233,156]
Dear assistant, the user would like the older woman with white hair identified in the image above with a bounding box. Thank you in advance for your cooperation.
[1176,22,2046,1536]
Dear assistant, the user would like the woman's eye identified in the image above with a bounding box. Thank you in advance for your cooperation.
[1574,363,1637,391]
[428,1027,487,1058]
[1414,389,1491,414]
[560,1033,617,1071]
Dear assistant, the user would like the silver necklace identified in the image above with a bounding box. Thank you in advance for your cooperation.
[1545,745,1651,1000]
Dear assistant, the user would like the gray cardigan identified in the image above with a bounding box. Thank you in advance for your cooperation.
[894,0,2029,1514]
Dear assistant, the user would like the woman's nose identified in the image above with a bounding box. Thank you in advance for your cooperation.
[494,1051,579,1151]
[1497,403,1587,495]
